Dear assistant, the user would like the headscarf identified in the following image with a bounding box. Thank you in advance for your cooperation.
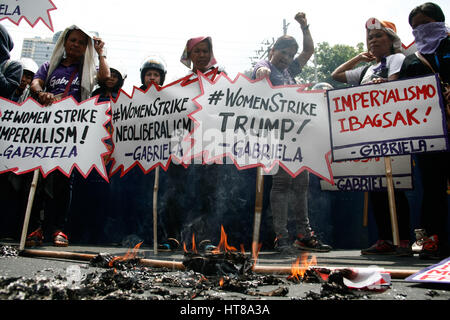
[365,18,402,53]
[0,24,13,64]
[413,22,450,54]
[46,25,97,101]
[180,36,217,70]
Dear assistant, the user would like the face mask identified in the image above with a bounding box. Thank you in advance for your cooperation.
[412,22,449,54]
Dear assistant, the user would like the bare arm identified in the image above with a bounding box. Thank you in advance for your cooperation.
[93,37,110,83]
[331,52,375,83]
[294,12,314,68]
[30,78,56,106]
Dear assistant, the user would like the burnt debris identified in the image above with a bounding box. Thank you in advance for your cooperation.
[0,245,19,257]
[182,251,253,277]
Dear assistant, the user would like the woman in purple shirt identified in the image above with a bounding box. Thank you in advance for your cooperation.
[25,25,109,247]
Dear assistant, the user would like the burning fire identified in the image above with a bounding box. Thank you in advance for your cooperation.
[288,253,317,282]
[108,241,143,268]
[183,233,199,253]
[212,225,237,254]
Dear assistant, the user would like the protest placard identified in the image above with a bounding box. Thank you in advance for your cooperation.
[406,257,450,284]
[327,75,449,161]
[191,73,333,182]
[320,154,412,191]
[109,77,201,176]
[0,0,56,31]
[0,96,110,179]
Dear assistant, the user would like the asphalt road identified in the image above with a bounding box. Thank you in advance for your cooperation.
[0,242,449,316]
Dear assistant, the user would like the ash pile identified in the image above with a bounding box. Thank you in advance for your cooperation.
[0,238,376,300]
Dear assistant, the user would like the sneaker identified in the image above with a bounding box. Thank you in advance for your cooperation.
[25,228,43,247]
[412,229,427,253]
[274,237,293,253]
[293,233,332,252]
[396,240,413,257]
[419,235,442,260]
[361,240,396,255]
[53,231,69,247]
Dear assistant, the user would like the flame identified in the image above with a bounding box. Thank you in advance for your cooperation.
[288,253,317,281]
[219,277,224,287]
[183,233,199,253]
[191,233,198,253]
[212,225,237,254]
[108,241,143,267]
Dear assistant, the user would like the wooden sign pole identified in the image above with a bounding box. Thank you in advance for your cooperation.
[252,167,264,260]
[19,170,40,251]
[384,157,400,246]
[153,167,160,255]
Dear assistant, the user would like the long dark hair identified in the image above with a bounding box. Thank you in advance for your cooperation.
[408,2,445,26]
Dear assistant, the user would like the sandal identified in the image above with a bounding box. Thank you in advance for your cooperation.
[158,238,180,252]
[25,228,44,247]
[53,231,69,247]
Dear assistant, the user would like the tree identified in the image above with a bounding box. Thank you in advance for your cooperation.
[297,42,366,88]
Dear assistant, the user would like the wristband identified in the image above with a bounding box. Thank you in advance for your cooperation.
[301,24,310,31]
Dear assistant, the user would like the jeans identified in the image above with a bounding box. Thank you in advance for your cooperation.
[270,169,311,240]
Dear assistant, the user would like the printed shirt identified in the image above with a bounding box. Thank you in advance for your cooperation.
[345,53,405,85]
[251,59,302,86]
[34,61,82,102]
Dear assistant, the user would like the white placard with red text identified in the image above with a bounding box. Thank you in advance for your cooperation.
[327,75,449,161]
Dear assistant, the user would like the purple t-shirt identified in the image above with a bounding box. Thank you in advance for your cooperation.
[34,61,82,102]
[251,59,302,86]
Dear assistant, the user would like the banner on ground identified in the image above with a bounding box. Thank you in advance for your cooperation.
[327,75,449,161]
[320,154,412,191]
[0,96,110,180]
[190,73,333,182]
[406,257,450,284]
[0,0,56,31]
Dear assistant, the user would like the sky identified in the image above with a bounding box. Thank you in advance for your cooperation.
[2,0,450,93]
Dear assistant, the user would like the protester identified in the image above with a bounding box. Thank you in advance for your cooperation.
[25,25,110,247]
[180,36,225,80]
[2,58,39,239]
[166,36,226,251]
[10,58,38,103]
[139,55,167,91]
[399,2,449,260]
[0,24,23,239]
[332,17,412,256]
[92,61,127,102]
[252,12,331,253]
[133,54,181,251]
[0,24,22,99]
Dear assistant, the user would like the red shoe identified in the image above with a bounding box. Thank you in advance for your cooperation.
[361,240,396,255]
[419,235,441,260]
[53,231,69,247]
[25,228,44,247]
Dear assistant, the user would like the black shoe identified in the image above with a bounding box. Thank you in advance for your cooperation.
[294,234,332,252]
[274,237,293,253]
